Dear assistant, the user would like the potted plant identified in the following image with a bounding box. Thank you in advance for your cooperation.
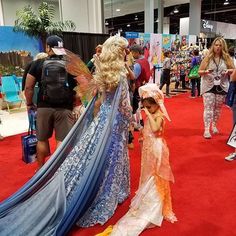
[14,1,76,50]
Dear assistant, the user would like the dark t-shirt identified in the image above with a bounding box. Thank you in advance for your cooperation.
[28,56,77,110]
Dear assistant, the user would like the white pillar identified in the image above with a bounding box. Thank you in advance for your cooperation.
[60,0,104,33]
[163,17,170,34]
[0,0,4,26]
[189,0,201,35]
[157,0,164,33]
[144,0,154,33]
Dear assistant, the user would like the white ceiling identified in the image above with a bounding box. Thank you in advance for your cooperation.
[104,0,190,19]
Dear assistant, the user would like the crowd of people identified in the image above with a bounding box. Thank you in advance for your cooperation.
[0,34,236,235]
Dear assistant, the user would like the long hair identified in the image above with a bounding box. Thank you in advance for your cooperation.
[93,36,128,92]
[206,37,234,68]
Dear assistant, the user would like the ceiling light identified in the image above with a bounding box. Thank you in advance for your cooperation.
[224,0,229,5]
[116,8,121,12]
[173,7,179,13]
[105,21,109,26]
[134,15,138,20]
[127,24,131,27]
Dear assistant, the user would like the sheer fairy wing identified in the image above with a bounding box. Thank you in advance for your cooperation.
[64,49,97,104]
[64,49,93,80]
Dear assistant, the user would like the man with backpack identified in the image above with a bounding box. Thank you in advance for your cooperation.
[25,35,78,170]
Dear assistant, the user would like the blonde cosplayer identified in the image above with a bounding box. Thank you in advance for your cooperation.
[93,36,129,92]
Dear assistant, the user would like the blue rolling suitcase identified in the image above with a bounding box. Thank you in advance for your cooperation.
[21,110,37,163]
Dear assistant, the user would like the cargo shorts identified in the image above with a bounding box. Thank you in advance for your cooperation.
[36,107,75,141]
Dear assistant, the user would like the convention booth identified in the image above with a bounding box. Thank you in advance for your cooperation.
[124,31,197,85]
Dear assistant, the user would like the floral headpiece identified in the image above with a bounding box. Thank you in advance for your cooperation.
[139,83,171,121]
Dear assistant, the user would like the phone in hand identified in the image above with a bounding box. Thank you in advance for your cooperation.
[208,69,214,73]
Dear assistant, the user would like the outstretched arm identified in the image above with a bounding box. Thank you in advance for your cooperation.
[25,73,37,110]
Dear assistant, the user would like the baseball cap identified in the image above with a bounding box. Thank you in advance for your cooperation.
[46,35,66,55]
[130,44,143,54]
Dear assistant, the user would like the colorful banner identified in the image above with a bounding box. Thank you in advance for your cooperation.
[149,33,162,66]
[170,34,181,51]
[138,33,150,61]
[181,35,189,50]
[162,34,171,50]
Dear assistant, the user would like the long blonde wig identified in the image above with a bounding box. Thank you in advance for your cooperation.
[206,37,234,69]
[93,36,128,92]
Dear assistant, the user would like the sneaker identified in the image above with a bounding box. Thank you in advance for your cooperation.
[166,95,172,98]
[203,130,211,139]
[212,126,219,134]
[225,153,236,161]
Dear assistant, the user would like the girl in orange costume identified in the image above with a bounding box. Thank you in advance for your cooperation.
[98,83,177,236]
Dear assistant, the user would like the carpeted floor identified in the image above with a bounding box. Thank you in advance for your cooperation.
[0,93,235,236]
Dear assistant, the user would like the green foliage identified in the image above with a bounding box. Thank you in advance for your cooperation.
[14,1,76,39]
[0,64,23,77]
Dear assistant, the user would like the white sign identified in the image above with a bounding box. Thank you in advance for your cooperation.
[202,20,214,31]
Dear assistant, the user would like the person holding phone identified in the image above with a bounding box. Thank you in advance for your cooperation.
[199,37,234,139]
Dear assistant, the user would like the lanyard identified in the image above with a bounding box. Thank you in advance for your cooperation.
[213,58,221,73]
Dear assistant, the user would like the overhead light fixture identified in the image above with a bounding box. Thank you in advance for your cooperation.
[116,8,121,12]
[105,21,109,26]
[224,0,229,5]
[204,7,236,14]
[134,15,138,20]
[173,7,179,13]
[127,24,131,27]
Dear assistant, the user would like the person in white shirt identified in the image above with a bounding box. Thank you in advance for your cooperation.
[160,51,172,98]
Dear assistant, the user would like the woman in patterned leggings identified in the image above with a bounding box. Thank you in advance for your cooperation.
[199,37,234,139]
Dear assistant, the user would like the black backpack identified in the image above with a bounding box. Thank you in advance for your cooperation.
[41,58,73,105]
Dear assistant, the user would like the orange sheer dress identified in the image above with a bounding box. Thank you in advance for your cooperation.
[108,114,177,236]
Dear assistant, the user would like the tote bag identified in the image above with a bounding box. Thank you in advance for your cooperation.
[188,64,200,79]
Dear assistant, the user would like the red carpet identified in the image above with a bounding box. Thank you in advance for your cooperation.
[0,93,236,236]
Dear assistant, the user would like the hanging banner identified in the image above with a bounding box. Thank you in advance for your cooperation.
[162,34,171,50]
[188,35,197,47]
[138,33,150,61]
[181,35,189,50]
[170,34,181,51]
[149,33,162,66]
[149,33,162,85]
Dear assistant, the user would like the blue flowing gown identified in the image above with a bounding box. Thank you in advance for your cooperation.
[0,77,132,236]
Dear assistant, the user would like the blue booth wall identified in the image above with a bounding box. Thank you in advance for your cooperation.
[0,26,41,57]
